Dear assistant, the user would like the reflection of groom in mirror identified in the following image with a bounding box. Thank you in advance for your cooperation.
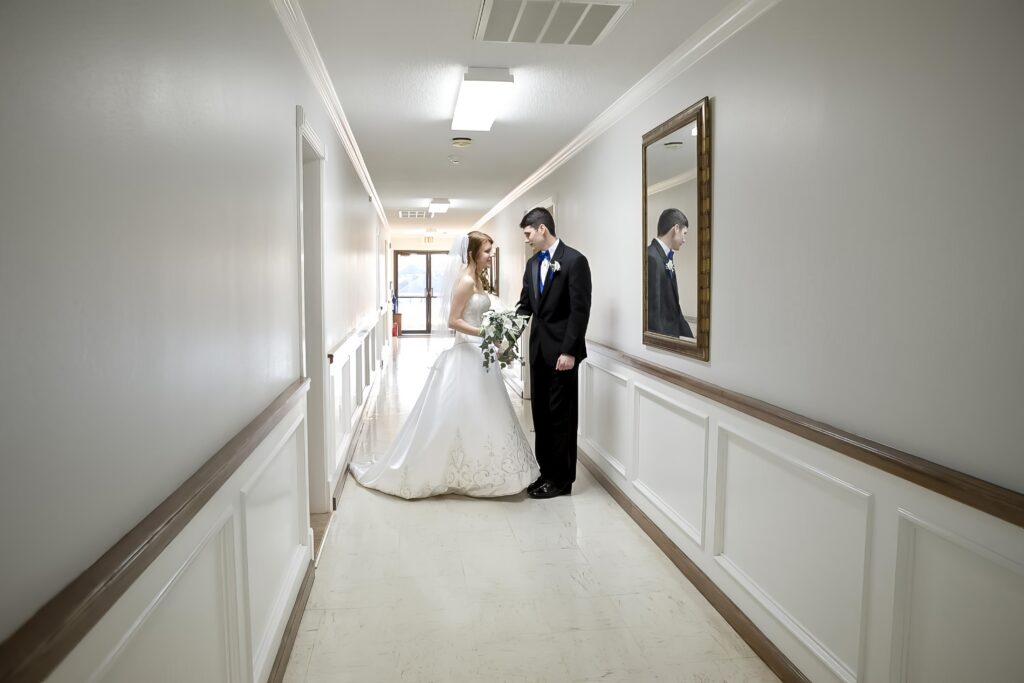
[647,208,692,338]
[516,208,592,499]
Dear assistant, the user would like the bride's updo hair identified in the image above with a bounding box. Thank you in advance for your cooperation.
[466,230,493,291]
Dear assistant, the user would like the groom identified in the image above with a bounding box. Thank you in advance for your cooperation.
[516,208,592,499]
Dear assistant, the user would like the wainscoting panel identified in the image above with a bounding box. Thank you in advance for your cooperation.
[241,415,308,681]
[327,369,341,477]
[47,394,312,683]
[362,334,373,388]
[715,426,871,681]
[891,511,1024,682]
[575,344,1024,682]
[329,351,354,492]
[633,385,709,546]
[327,340,362,482]
[326,311,390,496]
[354,351,365,408]
[582,363,632,476]
[341,358,354,434]
[98,521,239,682]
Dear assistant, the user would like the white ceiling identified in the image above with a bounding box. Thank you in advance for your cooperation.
[299,0,732,234]
[647,124,698,186]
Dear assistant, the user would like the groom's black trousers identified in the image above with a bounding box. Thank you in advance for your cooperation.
[530,361,579,486]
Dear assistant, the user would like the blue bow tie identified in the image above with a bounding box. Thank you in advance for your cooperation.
[538,251,550,293]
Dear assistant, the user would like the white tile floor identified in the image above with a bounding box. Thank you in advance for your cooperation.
[284,336,779,682]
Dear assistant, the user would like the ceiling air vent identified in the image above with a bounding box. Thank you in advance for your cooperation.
[474,0,632,46]
[398,210,429,219]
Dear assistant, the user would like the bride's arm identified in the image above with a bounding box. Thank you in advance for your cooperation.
[448,275,483,336]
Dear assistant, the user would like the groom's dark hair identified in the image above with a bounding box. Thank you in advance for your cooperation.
[657,208,688,237]
[520,207,556,236]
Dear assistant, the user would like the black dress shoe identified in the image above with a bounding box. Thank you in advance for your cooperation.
[527,477,546,494]
[528,481,572,499]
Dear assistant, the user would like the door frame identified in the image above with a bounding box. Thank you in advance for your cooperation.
[296,105,332,515]
[393,249,449,334]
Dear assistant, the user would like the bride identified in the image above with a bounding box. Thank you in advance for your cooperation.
[350,231,539,499]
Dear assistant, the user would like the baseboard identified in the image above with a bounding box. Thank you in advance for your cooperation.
[578,449,809,683]
[266,560,315,683]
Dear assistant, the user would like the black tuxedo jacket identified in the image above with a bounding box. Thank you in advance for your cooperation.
[516,241,592,367]
[646,239,692,338]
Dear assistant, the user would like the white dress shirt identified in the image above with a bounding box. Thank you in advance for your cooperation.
[540,238,560,286]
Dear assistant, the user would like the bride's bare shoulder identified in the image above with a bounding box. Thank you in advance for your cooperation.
[452,274,476,295]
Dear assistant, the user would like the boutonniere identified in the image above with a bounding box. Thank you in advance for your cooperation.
[549,260,561,273]
[665,260,675,272]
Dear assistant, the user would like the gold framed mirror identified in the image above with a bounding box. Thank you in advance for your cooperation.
[642,97,711,360]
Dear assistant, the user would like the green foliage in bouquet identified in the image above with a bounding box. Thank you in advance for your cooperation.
[479,310,528,371]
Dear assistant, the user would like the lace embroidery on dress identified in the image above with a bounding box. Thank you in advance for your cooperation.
[398,449,454,500]
[500,426,534,475]
[443,427,534,496]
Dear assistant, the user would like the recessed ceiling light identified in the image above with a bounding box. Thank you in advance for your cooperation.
[452,67,514,132]
[451,137,473,147]
[448,155,461,164]
[691,126,698,137]
[428,198,451,214]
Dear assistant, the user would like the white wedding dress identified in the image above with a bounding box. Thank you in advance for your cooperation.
[350,292,539,499]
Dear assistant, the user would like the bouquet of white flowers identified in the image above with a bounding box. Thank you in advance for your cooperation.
[479,310,528,371]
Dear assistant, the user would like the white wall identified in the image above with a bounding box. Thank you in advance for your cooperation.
[486,0,1024,493]
[0,0,379,641]
[324,182,380,351]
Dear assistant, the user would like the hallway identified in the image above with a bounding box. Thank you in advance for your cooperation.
[284,336,777,682]
[5,2,1024,681]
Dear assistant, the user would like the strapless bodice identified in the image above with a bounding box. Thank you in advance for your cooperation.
[461,292,492,328]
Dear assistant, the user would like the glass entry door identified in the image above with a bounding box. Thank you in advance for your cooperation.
[395,250,449,334]
[429,252,450,332]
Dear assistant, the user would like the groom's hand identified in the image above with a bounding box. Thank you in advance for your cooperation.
[555,354,576,371]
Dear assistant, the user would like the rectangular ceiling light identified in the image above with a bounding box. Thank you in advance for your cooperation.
[451,67,514,132]
[428,198,451,214]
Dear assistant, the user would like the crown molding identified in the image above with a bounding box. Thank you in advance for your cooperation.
[271,0,389,229]
[647,168,698,196]
[473,0,780,229]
